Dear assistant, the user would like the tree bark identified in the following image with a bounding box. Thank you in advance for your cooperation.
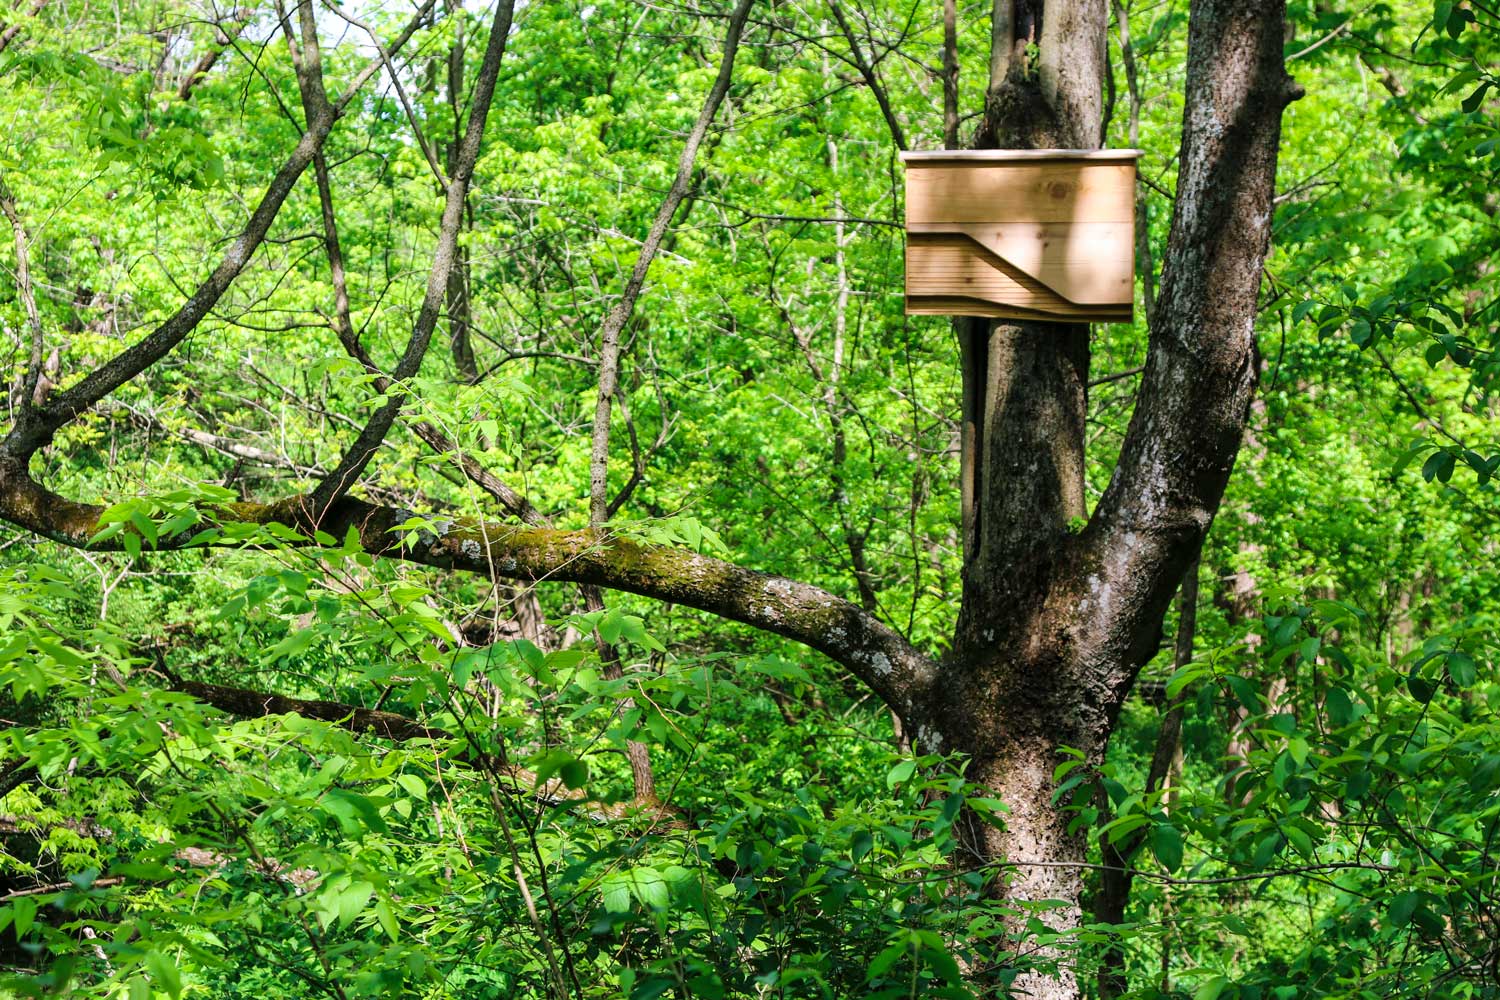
[927,1,1298,995]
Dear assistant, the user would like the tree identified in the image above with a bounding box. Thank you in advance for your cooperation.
[0,0,1304,996]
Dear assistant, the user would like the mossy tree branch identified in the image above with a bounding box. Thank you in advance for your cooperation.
[0,463,938,728]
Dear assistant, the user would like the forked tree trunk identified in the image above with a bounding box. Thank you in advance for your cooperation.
[0,4,1297,998]
[926,1,1300,995]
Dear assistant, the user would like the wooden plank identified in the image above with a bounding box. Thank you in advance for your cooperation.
[905,233,1133,310]
[900,149,1143,163]
[905,162,1135,225]
[906,236,1072,311]
[906,222,1132,304]
[905,295,1131,322]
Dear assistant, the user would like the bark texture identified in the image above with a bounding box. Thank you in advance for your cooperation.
[928,1,1298,995]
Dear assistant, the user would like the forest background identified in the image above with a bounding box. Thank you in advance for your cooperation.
[0,0,1497,997]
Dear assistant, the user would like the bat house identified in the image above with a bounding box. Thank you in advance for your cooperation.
[901,149,1142,322]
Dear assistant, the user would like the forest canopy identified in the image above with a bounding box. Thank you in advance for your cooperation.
[0,0,1496,998]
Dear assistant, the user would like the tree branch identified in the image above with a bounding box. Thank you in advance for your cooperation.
[308,0,515,515]
[1073,0,1301,709]
[0,0,439,461]
[178,7,254,101]
[826,0,907,150]
[172,677,450,744]
[0,0,46,57]
[589,0,755,524]
[0,469,938,726]
[0,174,45,414]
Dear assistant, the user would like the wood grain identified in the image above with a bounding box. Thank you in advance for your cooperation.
[906,162,1135,225]
[902,157,1137,319]
[907,222,1132,304]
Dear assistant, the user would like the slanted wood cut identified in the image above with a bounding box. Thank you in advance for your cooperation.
[903,149,1141,321]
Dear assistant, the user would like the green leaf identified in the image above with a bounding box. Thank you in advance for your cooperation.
[1283,823,1313,858]
[11,896,36,937]
[867,941,907,980]
[559,758,589,790]
[598,607,625,644]
[533,749,579,787]
[1406,670,1436,704]
[144,950,183,1000]
[1389,890,1421,927]
[628,867,669,910]
[1446,651,1477,687]
[1195,975,1229,1000]
[1421,450,1455,484]
[337,881,374,926]
[375,898,399,941]
[886,759,916,789]
[323,788,388,834]
[1469,755,1500,793]
[923,945,963,985]
[1325,687,1354,726]
[851,829,874,862]
[601,878,631,914]
[1152,824,1184,873]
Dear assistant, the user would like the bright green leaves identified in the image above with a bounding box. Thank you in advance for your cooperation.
[599,866,677,914]
[531,748,589,791]
[1151,823,1185,873]
[1387,889,1447,936]
[866,929,970,1000]
[88,487,238,556]
[885,758,916,789]
[8,896,37,939]
[618,515,730,556]
[1403,628,1494,703]
[594,607,666,652]
[314,877,376,930]
[142,950,183,1000]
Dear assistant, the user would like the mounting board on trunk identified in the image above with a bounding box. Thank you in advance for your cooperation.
[901,149,1142,322]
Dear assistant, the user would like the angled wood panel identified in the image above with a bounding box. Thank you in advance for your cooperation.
[905,234,1131,322]
[901,150,1140,322]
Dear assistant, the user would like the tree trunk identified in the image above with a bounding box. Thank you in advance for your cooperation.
[971,749,1088,999]
[927,1,1299,995]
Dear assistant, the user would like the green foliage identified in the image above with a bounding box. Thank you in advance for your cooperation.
[0,0,1497,996]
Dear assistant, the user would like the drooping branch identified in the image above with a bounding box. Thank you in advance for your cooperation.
[0,0,46,57]
[308,0,515,515]
[0,0,439,461]
[826,0,907,151]
[0,470,938,727]
[177,7,254,101]
[1071,0,1301,707]
[588,0,755,524]
[172,677,451,743]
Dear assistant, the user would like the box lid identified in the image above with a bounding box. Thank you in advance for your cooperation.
[900,149,1144,163]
